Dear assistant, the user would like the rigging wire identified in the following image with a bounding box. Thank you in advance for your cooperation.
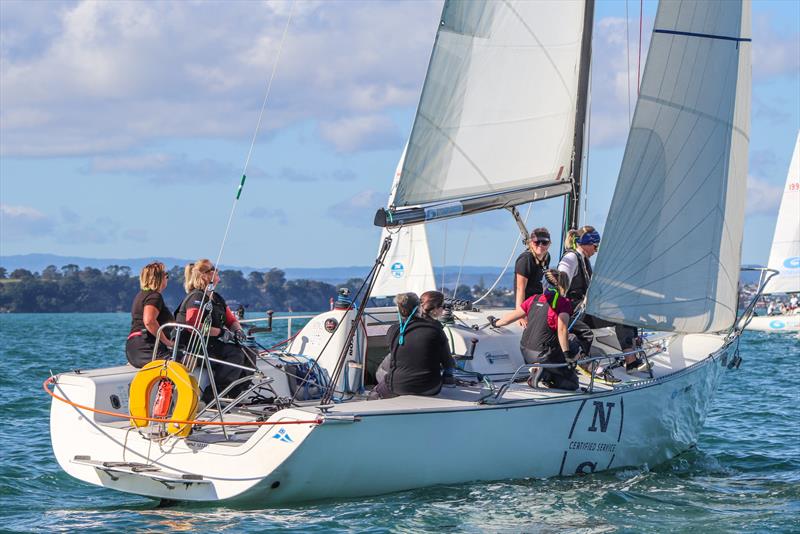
[625,0,632,125]
[451,220,474,299]
[583,63,593,225]
[212,1,296,278]
[188,2,296,350]
[440,222,448,292]
[637,0,643,94]
[473,203,533,305]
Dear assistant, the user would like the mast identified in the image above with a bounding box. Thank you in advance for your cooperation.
[563,0,595,236]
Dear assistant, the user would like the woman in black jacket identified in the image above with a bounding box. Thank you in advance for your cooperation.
[374,291,456,398]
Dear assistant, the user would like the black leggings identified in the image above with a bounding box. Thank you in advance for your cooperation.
[570,313,637,356]
[201,340,254,400]
[125,334,171,368]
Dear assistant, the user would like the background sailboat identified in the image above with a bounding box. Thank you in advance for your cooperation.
[747,132,800,332]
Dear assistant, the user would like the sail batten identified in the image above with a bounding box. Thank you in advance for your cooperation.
[586,0,751,334]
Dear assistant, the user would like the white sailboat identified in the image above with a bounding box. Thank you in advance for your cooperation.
[747,133,800,332]
[48,0,764,504]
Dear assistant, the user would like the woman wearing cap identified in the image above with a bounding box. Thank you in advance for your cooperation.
[125,262,174,368]
[373,290,456,399]
[491,270,579,390]
[514,227,552,314]
[559,226,647,375]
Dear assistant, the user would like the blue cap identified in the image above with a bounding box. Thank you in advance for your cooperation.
[576,230,601,245]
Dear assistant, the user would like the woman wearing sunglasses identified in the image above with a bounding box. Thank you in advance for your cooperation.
[514,227,552,314]
[176,259,251,403]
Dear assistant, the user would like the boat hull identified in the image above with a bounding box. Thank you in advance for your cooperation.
[246,341,730,504]
[49,336,733,504]
[746,313,800,332]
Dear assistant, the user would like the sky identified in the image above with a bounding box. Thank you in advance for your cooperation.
[1,0,798,271]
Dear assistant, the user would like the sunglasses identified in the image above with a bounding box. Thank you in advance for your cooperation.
[533,240,551,246]
[164,273,169,279]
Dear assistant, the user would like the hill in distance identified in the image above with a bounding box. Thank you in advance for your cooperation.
[0,253,515,288]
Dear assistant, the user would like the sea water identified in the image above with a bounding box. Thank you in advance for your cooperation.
[0,313,798,532]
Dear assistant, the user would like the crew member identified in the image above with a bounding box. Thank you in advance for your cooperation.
[125,262,174,368]
[491,270,579,390]
[559,226,647,374]
[373,290,456,398]
[176,259,252,402]
[515,227,552,311]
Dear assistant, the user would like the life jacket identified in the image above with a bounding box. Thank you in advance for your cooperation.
[563,250,592,302]
[176,289,227,328]
[520,293,558,354]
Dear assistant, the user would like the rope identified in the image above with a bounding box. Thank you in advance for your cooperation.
[44,376,321,427]
[473,203,533,304]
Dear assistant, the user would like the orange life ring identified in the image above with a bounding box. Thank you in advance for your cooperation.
[129,359,199,437]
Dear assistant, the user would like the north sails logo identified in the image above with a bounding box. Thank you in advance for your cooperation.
[391,262,405,279]
[784,256,800,269]
[272,428,293,443]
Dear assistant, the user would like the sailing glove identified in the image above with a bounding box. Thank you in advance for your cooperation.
[234,329,247,343]
[219,328,236,343]
[564,349,579,364]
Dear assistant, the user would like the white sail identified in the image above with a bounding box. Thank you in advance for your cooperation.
[763,133,800,295]
[372,146,436,297]
[586,0,751,333]
[393,0,589,208]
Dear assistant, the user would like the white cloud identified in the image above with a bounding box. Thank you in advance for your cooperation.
[746,175,783,216]
[326,189,383,226]
[318,114,402,153]
[587,16,653,149]
[752,14,800,81]
[0,204,54,240]
[247,207,288,225]
[0,1,439,157]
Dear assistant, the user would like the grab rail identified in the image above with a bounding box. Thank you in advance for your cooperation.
[239,313,316,338]
[486,345,667,403]
[154,322,258,439]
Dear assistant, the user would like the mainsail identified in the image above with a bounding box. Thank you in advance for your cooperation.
[372,146,436,297]
[586,0,751,333]
[763,133,800,295]
[375,0,593,227]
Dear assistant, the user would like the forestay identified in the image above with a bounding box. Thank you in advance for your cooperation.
[587,0,751,333]
[393,0,588,208]
[763,132,800,295]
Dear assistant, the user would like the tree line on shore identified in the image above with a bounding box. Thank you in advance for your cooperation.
[0,265,514,313]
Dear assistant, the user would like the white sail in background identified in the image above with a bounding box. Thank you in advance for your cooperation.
[587,0,751,333]
[763,133,800,295]
[393,0,588,207]
[372,146,436,297]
